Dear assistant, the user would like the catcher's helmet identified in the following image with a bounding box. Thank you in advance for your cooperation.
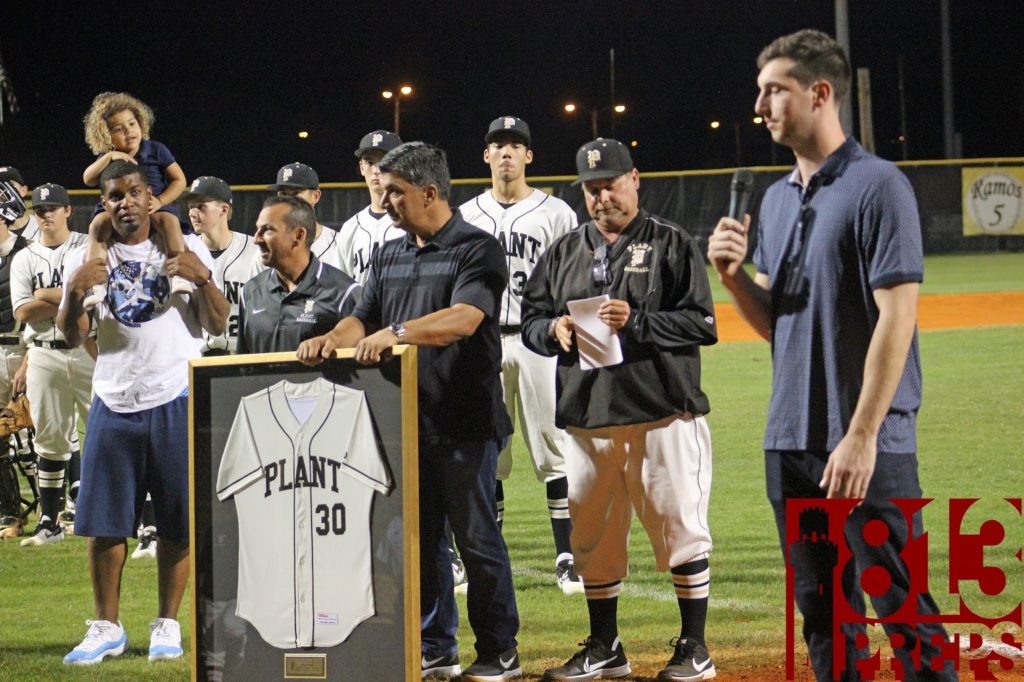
[0,180,26,225]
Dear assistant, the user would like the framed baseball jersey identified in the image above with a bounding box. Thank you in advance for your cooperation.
[190,346,420,681]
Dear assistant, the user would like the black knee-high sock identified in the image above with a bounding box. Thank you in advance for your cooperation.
[494,480,504,531]
[546,476,573,559]
[584,581,622,646]
[141,495,156,531]
[672,558,710,645]
[67,450,81,502]
[36,458,66,522]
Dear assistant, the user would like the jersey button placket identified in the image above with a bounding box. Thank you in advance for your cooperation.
[294,434,313,646]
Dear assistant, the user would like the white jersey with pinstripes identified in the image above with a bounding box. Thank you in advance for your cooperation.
[336,206,404,284]
[459,188,577,327]
[311,224,343,270]
[10,232,88,344]
[204,231,263,353]
[216,378,392,650]
[13,215,40,243]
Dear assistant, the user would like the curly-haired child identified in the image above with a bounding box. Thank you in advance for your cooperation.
[82,92,190,307]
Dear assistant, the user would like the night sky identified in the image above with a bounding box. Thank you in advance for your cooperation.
[2,1,1022,192]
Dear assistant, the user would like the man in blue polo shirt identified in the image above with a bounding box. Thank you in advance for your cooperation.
[237,195,359,354]
[707,29,955,681]
[298,142,519,682]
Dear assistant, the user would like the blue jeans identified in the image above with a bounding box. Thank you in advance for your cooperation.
[766,451,957,682]
[420,439,519,659]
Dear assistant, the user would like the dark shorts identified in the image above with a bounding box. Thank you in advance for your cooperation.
[75,394,189,543]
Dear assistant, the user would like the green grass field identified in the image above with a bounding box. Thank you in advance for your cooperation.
[1,253,1021,681]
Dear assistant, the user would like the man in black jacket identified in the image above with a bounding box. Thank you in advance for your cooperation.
[522,139,719,682]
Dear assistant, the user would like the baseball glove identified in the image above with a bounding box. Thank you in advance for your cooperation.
[0,394,32,437]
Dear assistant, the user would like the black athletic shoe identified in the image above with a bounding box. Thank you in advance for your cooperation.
[657,637,716,681]
[462,646,522,681]
[542,636,631,681]
[420,651,460,679]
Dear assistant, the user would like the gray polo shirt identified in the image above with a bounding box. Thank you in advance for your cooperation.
[237,256,360,354]
[753,137,923,454]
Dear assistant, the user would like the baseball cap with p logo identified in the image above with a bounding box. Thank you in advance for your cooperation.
[187,176,233,205]
[31,183,71,208]
[573,138,634,186]
[354,130,402,158]
[485,116,531,147]
[269,163,319,190]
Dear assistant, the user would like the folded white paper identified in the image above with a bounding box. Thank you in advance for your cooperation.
[567,294,624,370]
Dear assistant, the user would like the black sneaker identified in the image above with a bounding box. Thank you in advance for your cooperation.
[542,636,631,681]
[462,646,522,681]
[421,651,460,679]
[657,637,716,681]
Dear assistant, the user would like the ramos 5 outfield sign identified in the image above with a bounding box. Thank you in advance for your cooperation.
[963,168,1024,235]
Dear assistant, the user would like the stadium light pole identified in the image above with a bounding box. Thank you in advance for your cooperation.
[711,117,769,166]
[564,102,627,138]
[381,84,413,136]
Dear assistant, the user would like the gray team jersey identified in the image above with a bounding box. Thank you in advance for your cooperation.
[10,232,88,344]
[459,188,577,327]
[336,206,404,284]
[204,231,263,353]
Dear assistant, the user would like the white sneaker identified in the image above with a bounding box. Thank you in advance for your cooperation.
[82,284,107,310]
[556,556,585,595]
[20,517,64,547]
[63,620,127,665]
[131,526,158,559]
[149,618,183,661]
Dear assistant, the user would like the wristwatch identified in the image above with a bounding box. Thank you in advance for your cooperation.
[388,322,407,343]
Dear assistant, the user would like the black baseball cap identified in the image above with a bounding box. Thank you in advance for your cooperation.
[354,130,402,158]
[0,166,26,186]
[573,138,634,186]
[187,176,233,205]
[485,116,531,147]
[269,162,319,190]
[31,183,70,207]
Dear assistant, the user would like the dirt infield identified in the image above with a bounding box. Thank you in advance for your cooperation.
[715,292,1024,342]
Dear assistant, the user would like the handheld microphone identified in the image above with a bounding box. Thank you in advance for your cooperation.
[728,168,754,220]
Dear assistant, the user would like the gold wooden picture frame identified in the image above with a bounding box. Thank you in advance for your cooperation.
[188,347,420,681]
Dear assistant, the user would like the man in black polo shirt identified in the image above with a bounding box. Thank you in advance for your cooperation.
[297,142,520,682]
[237,195,360,354]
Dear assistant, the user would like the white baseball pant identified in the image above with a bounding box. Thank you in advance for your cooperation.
[497,333,568,482]
[25,346,95,462]
[0,345,24,406]
[563,413,713,584]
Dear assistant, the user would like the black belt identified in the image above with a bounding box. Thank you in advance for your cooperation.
[0,336,21,346]
[499,325,520,335]
[33,339,70,350]
[203,349,230,357]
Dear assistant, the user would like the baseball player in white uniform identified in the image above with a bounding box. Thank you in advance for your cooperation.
[11,184,94,547]
[336,130,405,284]
[186,176,263,355]
[459,116,582,594]
[268,163,343,270]
[216,378,392,649]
